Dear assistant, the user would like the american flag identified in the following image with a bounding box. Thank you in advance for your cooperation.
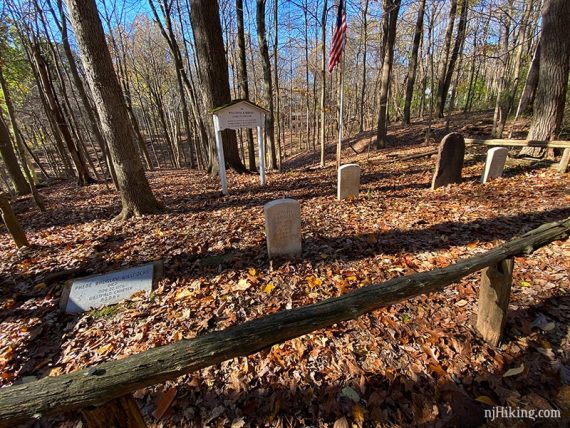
[328,0,347,73]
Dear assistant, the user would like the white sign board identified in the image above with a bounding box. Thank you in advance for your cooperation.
[65,264,154,313]
[212,101,267,195]
[215,105,265,130]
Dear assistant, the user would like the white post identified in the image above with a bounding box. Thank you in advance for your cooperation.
[213,118,228,195]
[257,125,266,186]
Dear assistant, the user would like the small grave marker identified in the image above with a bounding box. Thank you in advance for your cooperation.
[337,164,360,200]
[431,133,465,190]
[264,199,302,258]
[481,147,508,183]
[62,263,159,313]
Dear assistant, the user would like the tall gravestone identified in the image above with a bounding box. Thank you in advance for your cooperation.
[431,133,465,190]
[337,164,361,200]
[481,147,508,183]
[264,199,302,258]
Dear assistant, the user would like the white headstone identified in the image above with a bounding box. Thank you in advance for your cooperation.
[264,199,302,258]
[65,264,154,313]
[337,164,361,200]
[482,147,508,183]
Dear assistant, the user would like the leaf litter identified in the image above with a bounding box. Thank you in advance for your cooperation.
[1,126,570,426]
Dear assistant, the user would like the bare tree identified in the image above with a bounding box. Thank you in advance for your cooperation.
[65,0,163,219]
[521,0,570,157]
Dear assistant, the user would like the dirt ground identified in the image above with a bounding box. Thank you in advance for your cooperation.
[1,112,569,427]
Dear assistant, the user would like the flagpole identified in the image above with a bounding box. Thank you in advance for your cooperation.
[336,36,345,170]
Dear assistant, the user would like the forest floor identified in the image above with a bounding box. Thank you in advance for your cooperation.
[1,111,570,427]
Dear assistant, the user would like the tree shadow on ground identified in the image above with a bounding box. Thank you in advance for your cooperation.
[33,295,570,427]
[5,206,570,298]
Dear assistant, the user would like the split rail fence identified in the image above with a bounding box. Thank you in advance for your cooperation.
[0,217,569,427]
[399,138,570,173]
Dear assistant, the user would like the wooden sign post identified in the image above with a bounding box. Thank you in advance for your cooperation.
[212,100,269,195]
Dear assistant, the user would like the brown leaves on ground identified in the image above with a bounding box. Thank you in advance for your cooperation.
[1,121,569,426]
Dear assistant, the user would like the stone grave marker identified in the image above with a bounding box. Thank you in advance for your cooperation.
[264,199,302,258]
[337,164,361,200]
[62,262,160,313]
[431,133,465,190]
[481,147,508,183]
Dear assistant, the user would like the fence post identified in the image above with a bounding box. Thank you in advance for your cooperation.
[476,258,514,346]
[559,148,570,173]
[81,395,146,428]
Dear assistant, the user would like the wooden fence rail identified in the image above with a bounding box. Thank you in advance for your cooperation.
[463,138,570,149]
[1,216,569,426]
[398,138,570,172]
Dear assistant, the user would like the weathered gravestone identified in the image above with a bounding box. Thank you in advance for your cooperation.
[62,263,159,313]
[337,164,361,200]
[481,147,508,183]
[264,199,302,258]
[431,133,465,190]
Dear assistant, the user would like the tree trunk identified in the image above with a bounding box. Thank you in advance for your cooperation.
[491,5,512,138]
[319,0,328,167]
[65,0,162,220]
[256,0,277,169]
[273,0,282,169]
[31,44,95,186]
[148,0,196,169]
[0,114,28,195]
[236,0,257,172]
[520,0,570,158]
[402,0,426,125]
[189,0,247,173]
[435,0,458,118]
[516,41,540,117]
[0,63,45,209]
[358,0,370,132]
[376,0,401,148]
[440,0,468,118]
[0,193,29,248]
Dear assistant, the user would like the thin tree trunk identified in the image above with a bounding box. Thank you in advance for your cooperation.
[236,0,257,172]
[358,0,370,132]
[440,0,467,118]
[31,44,94,186]
[257,0,277,169]
[376,0,401,149]
[319,0,328,167]
[436,0,458,118]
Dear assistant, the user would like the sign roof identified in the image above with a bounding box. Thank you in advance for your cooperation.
[211,99,269,114]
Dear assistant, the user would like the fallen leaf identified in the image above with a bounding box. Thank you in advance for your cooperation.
[341,386,360,403]
[95,343,113,355]
[520,281,531,288]
[33,283,46,292]
[352,403,365,424]
[231,418,246,428]
[152,387,177,420]
[333,416,350,428]
[306,275,323,288]
[262,283,276,293]
[475,395,496,405]
[175,288,193,300]
[503,364,525,378]
[233,278,251,291]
